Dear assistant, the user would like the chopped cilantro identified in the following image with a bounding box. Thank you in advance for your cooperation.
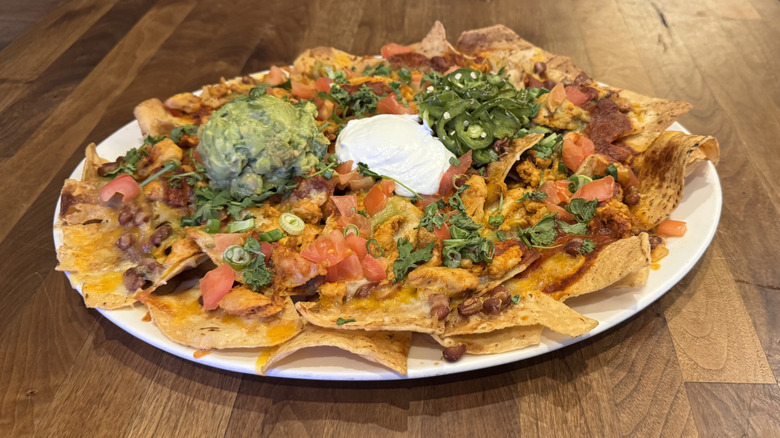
[103,147,148,178]
[511,294,521,305]
[393,238,434,281]
[518,213,559,248]
[496,230,508,241]
[556,220,588,235]
[565,198,598,223]
[581,239,596,254]
[241,236,274,291]
[143,135,165,146]
[362,63,392,77]
[416,200,446,232]
[336,317,356,325]
[170,124,198,144]
[518,190,548,203]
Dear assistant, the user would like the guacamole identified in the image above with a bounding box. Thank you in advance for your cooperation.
[198,94,328,198]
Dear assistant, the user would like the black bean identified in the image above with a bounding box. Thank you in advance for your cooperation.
[649,234,663,251]
[149,224,172,246]
[97,162,119,177]
[133,210,151,226]
[533,61,547,76]
[565,239,584,256]
[118,207,134,225]
[115,233,134,250]
[430,305,450,320]
[123,267,145,291]
[458,297,482,316]
[442,344,467,362]
[354,283,377,299]
[483,298,502,314]
[624,186,641,206]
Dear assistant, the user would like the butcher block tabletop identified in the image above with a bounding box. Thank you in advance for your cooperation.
[1,0,779,436]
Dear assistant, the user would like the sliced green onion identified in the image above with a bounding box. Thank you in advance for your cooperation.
[258,229,284,242]
[567,175,592,193]
[366,238,385,258]
[227,218,254,233]
[223,245,251,270]
[205,218,221,234]
[279,212,305,235]
[343,224,360,237]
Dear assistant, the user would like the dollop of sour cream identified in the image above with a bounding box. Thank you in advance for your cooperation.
[334,114,455,197]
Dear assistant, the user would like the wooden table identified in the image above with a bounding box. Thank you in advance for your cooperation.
[2,0,778,436]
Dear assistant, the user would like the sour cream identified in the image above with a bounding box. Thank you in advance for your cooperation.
[334,114,455,197]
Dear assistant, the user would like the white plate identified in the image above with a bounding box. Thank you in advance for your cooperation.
[53,119,720,380]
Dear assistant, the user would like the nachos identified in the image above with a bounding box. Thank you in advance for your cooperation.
[55,22,719,375]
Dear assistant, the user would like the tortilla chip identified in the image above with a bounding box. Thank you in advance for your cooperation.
[81,143,108,183]
[445,289,597,337]
[296,293,442,334]
[456,24,532,55]
[134,98,193,137]
[413,21,457,58]
[485,133,543,204]
[143,285,303,349]
[630,132,720,229]
[613,88,693,143]
[261,325,411,375]
[433,325,543,354]
[551,234,651,301]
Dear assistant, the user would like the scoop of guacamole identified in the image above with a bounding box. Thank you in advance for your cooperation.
[198,94,328,198]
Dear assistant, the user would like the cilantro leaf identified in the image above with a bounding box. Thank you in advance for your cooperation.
[243,255,274,290]
[581,239,596,254]
[565,198,598,223]
[417,200,446,232]
[170,124,199,144]
[392,238,434,281]
[336,317,356,325]
[518,213,559,248]
[556,220,588,235]
[518,190,548,203]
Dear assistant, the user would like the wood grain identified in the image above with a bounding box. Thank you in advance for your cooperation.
[1,0,779,436]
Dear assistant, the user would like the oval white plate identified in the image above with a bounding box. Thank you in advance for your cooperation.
[53,119,720,380]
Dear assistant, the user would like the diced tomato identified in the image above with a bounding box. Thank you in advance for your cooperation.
[381,43,412,58]
[315,77,333,93]
[364,184,389,216]
[656,220,687,237]
[415,194,443,209]
[349,176,375,191]
[345,234,368,259]
[379,179,395,196]
[539,180,572,205]
[439,150,473,196]
[314,97,335,121]
[562,132,595,171]
[362,254,387,282]
[301,230,351,267]
[572,175,616,202]
[337,214,372,238]
[377,94,416,115]
[214,233,245,253]
[433,222,451,240]
[336,171,361,188]
[200,264,235,311]
[565,85,590,106]
[326,253,364,282]
[545,201,575,222]
[100,174,140,203]
[265,66,287,86]
[335,160,354,174]
[331,194,358,217]
[291,79,316,100]
[260,241,273,259]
